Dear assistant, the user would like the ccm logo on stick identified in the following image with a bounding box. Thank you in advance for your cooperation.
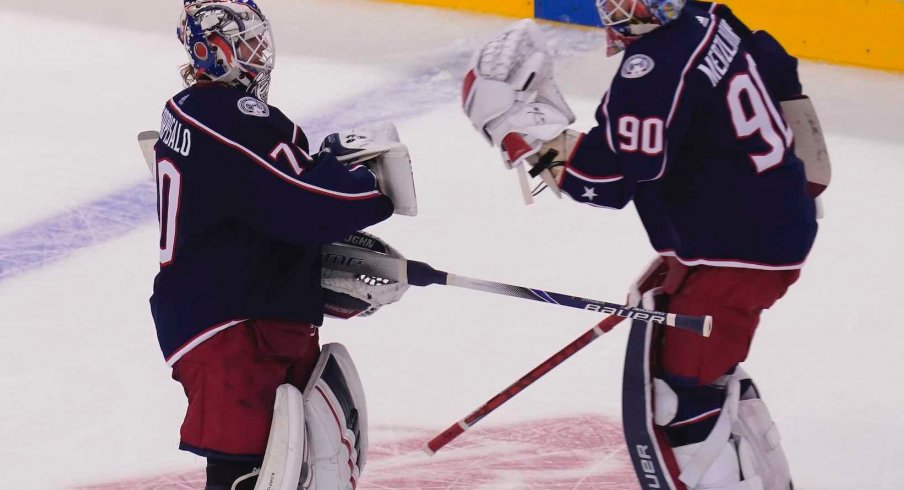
[323,254,364,267]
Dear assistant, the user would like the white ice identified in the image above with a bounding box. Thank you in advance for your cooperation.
[0,0,902,488]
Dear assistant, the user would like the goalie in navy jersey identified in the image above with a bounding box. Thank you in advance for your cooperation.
[151,1,418,489]
[463,1,829,488]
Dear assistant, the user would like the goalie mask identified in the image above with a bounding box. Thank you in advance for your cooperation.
[596,0,685,55]
[178,0,275,101]
[322,232,409,319]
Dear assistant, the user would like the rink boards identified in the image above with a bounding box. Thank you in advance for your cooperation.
[381,0,904,72]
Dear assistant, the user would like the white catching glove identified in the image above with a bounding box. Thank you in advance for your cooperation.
[462,19,576,170]
[321,123,418,216]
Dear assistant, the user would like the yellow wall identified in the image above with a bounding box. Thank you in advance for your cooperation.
[379,0,532,18]
[378,0,904,72]
[722,0,904,72]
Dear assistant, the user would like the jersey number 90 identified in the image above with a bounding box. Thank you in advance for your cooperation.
[726,55,794,173]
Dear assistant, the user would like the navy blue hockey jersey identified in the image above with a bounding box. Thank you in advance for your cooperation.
[559,2,817,269]
[151,83,394,364]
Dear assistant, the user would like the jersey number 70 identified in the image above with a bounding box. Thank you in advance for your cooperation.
[156,159,182,266]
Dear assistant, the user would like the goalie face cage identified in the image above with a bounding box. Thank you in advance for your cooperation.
[596,0,686,37]
[179,0,275,100]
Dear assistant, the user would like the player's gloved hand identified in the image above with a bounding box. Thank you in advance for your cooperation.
[322,231,410,319]
[462,19,576,169]
[320,123,418,216]
[321,123,403,166]
[525,129,582,182]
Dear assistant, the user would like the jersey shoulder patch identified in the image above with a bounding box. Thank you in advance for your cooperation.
[621,54,656,79]
[237,96,271,118]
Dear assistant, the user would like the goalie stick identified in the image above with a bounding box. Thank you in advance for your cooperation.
[137,130,711,337]
[137,130,159,177]
[323,242,712,336]
[424,314,624,455]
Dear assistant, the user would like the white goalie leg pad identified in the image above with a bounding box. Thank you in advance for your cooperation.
[253,384,308,490]
[660,369,791,490]
[731,368,792,490]
[302,343,368,490]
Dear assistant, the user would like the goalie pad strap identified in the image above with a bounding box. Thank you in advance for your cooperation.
[676,378,738,487]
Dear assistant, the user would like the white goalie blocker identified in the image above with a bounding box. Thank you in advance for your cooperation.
[462,19,576,204]
[253,343,368,490]
[780,96,832,219]
[321,123,418,216]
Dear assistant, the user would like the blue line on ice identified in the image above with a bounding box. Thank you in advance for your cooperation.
[0,55,471,283]
[0,27,602,283]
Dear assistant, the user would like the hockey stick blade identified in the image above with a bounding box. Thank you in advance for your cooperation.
[137,130,160,178]
[321,243,712,337]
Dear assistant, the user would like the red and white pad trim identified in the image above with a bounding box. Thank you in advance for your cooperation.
[303,343,368,490]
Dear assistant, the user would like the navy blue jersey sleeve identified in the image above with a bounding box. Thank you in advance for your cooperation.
[167,85,393,245]
[558,96,634,209]
[559,23,698,208]
[231,150,394,244]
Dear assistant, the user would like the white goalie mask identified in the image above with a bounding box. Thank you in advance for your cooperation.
[322,232,410,319]
[179,0,275,101]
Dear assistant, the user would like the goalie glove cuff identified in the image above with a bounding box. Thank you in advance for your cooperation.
[462,19,576,169]
[321,123,418,216]
[527,129,583,182]
[320,123,402,165]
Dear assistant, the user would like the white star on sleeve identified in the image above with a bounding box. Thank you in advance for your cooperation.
[582,186,598,201]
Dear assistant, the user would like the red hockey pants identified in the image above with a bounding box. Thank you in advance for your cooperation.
[171,319,320,459]
[658,259,800,385]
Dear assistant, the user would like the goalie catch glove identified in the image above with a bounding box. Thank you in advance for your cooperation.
[462,19,576,167]
[462,19,577,202]
[321,123,418,216]
[321,231,409,319]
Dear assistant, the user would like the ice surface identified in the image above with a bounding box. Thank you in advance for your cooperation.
[0,0,901,488]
